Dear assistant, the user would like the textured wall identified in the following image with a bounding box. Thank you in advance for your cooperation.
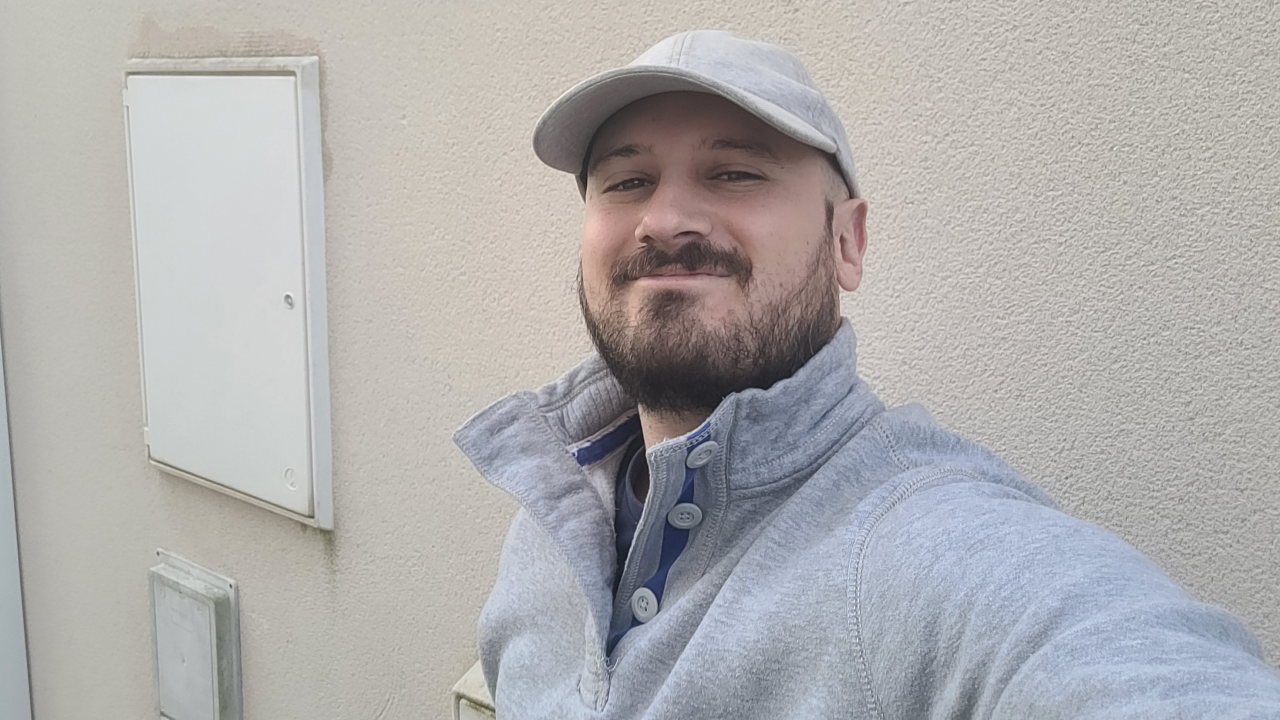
[0,0,1276,717]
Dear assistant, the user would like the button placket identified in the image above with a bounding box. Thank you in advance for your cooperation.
[609,447,678,637]
[667,439,714,531]
[612,432,719,644]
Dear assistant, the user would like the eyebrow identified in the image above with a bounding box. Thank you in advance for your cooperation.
[584,136,783,178]
[586,143,653,176]
[701,137,782,163]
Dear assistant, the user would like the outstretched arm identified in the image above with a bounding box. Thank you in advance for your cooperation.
[852,479,1280,720]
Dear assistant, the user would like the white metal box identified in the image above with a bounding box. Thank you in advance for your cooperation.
[122,57,332,528]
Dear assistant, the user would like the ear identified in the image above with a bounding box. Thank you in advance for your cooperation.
[833,197,868,292]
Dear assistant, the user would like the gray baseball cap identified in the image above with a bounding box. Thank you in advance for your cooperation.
[532,30,860,199]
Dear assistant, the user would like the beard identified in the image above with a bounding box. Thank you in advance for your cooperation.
[579,204,842,416]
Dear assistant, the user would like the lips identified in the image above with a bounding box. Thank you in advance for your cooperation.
[640,267,729,279]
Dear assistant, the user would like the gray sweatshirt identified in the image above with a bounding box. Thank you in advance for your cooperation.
[454,320,1280,719]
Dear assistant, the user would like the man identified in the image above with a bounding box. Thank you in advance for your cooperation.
[454,30,1280,719]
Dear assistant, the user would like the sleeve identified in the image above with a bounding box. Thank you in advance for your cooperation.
[850,478,1280,720]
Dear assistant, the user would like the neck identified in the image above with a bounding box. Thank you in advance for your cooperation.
[638,406,708,450]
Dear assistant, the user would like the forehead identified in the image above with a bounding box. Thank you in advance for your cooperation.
[589,91,807,161]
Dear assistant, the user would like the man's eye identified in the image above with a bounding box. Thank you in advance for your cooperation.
[604,177,650,193]
[715,170,764,182]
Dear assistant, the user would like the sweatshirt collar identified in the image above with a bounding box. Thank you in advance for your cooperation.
[453,318,884,646]
[706,319,884,488]
[455,318,884,496]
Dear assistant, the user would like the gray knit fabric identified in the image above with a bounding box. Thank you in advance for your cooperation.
[454,320,1280,719]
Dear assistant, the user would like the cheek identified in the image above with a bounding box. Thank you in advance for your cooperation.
[580,215,629,294]
[731,216,824,288]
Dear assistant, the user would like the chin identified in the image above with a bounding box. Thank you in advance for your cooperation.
[631,286,738,322]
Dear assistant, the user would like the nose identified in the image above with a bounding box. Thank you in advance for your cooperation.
[634,177,713,249]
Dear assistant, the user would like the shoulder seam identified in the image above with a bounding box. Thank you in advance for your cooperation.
[868,413,912,472]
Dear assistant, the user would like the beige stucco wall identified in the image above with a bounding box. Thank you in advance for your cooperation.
[1,0,1276,717]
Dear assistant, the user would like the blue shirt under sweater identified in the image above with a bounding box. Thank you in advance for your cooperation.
[612,437,647,602]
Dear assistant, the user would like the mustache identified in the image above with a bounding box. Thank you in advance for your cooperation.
[609,239,754,288]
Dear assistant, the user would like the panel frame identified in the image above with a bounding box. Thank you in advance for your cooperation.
[122,57,333,529]
[0,295,33,720]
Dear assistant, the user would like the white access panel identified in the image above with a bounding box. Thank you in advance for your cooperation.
[123,58,332,528]
[149,550,241,720]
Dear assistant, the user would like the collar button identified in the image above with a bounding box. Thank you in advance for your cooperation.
[667,503,703,529]
[685,441,719,468]
[631,587,659,623]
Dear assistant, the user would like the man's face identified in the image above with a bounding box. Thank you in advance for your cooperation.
[578,91,865,416]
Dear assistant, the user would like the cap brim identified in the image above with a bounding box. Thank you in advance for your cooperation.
[532,65,837,179]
